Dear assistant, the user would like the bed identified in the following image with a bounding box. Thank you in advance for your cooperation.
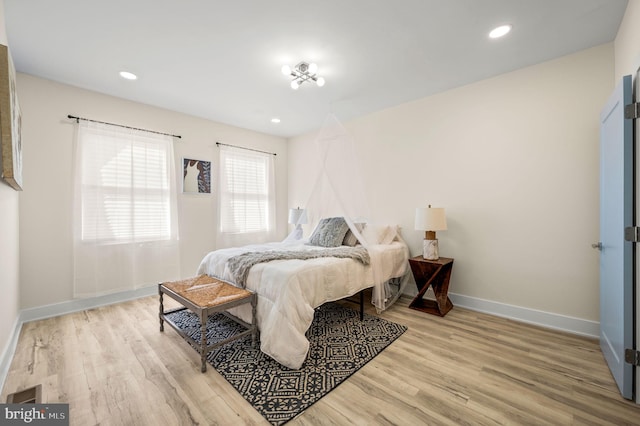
[195,226,409,369]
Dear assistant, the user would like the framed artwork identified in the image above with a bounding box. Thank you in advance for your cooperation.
[183,158,211,194]
[0,44,22,191]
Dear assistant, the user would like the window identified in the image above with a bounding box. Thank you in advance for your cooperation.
[218,145,275,244]
[76,122,177,243]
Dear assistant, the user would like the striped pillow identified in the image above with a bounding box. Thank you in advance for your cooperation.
[343,223,365,246]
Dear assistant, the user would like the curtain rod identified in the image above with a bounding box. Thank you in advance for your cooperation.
[216,142,276,156]
[67,115,182,139]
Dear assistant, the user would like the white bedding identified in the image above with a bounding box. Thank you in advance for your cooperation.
[195,240,408,369]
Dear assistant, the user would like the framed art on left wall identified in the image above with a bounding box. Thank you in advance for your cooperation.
[0,44,22,191]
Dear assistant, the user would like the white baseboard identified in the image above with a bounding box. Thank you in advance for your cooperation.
[0,285,158,392]
[448,292,599,338]
[19,285,158,323]
[0,316,23,397]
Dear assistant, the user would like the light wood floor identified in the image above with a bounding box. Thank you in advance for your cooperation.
[2,295,640,425]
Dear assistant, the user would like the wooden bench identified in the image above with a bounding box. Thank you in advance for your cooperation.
[159,275,257,372]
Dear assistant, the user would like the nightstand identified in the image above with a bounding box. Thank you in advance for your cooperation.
[408,256,454,316]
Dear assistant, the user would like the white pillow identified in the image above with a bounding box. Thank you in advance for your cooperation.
[363,224,397,245]
[379,225,398,244]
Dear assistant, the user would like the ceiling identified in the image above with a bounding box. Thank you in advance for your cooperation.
[3,0,629,138]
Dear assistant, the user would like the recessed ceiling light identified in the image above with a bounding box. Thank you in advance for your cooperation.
[489,24,512,39]
[119,71,138,80]
[271,118,281,124]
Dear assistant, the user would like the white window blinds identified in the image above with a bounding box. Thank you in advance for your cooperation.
[77,123,175,242]
[218,145,276,246]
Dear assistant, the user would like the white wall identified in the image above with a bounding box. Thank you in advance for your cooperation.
[0,179,19,361]
[16,74,288,309]
[615,0,640,79]
[0,0,20,385]
[289,44,613,323]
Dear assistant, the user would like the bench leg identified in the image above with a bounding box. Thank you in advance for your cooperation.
[251,294,258,348]
[200,313,207,373]
[159,286,165,332]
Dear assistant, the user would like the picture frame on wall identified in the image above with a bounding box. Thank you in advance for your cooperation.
[183,158,212,194]
[0,44,23,191]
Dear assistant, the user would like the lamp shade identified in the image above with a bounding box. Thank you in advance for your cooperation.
[288,208,308,225]
[415,207,447,231]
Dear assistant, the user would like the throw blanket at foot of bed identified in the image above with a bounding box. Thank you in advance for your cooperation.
[227,246,370,288]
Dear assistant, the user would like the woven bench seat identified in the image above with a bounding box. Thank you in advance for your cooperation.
[159,275,257,372]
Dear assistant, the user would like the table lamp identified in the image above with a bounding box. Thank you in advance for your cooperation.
[288,207,308,240]
[415,205,447,260]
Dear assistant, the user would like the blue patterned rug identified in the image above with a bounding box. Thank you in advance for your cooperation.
[167,302,407,425]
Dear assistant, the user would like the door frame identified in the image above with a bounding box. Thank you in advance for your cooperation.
[633,66,640,405]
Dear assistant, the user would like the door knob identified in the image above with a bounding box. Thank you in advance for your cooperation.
[592,242,603,250]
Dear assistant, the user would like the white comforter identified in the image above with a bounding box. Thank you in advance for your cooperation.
[196,240,408,369]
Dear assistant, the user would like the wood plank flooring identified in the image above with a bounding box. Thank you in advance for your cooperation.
[2,295,640,425]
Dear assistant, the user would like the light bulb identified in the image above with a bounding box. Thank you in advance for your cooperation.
[281,65,291,76]
[316,77,325,87]
[308,63,318,75]
[291,80,300,90]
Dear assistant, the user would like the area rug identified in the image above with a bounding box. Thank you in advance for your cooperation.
[166,302,407,425]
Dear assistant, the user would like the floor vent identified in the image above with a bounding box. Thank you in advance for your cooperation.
[6,384,42,403]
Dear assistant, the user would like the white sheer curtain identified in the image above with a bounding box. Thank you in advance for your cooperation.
[286,114,409,312]
[73,121,181,297]
[217,145,276,248]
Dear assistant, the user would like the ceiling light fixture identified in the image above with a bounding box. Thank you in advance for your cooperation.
[271,118,281,123]
[119,71,138,80]
[281,62,325,89]
[489,24,512,39]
